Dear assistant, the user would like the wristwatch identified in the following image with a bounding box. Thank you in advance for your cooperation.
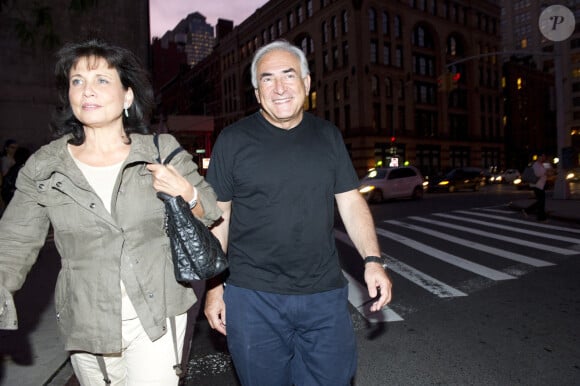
[364,255,387,269]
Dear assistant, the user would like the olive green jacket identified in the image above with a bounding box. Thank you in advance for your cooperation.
[0,133,222,353]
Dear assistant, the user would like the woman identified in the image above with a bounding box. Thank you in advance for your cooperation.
[0,39,222,385]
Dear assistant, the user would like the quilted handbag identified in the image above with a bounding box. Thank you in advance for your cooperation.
[154,135,228,282]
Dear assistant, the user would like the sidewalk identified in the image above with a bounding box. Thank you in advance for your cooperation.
[508,192,580,224]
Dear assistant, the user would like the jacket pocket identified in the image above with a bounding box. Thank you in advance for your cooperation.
[54,265,72,333]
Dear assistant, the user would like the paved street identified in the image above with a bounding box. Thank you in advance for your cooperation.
[1,184,579,385]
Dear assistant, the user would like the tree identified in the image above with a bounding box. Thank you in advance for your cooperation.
[0,0,97,48]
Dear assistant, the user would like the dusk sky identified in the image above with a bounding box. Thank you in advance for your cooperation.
[149,0,268,39]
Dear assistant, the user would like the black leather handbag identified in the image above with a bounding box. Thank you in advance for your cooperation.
[154,135,228,282]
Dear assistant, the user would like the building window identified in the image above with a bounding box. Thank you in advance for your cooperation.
[395,46,403,67]
[297,6,304,24]
[369,8,377,32]
[334,80,340,101]
[383,43,391,65]
[371,75,379,96]
[307,0,313,17]
[385,77,392,97]
[332,16,338,39]
[333,46,339,69]
[322,21,328,44]
[394,15,401,37]
[287,12,295,29]
[342,10,348,34]
[382,11,389,35]
[343,77,350,99]
[277,19,283,36]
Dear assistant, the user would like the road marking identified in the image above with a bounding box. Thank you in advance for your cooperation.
[457,210,580,235]
[385,220,553,267]
[342,270,403,322]
[335,230,466,298]
[412,216,578,255]
[374,227,515,281]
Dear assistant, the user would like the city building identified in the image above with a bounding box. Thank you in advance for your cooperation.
[159,12,215,68]
[500,0,579,168]
[166,0,504,177]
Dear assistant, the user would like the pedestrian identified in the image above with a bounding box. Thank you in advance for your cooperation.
[0,38,222,385]
[526,153,549,221]
[1,139,18,176]
[1,146,31,205]
[204,40,393,386]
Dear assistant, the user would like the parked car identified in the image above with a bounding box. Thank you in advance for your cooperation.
[359,166,425,203]
[502,169,521,184]
[428,167,483,193]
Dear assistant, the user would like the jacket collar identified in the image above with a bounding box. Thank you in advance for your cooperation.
[32,133,159,181]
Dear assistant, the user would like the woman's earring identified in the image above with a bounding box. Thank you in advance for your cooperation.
[124,107,129,117]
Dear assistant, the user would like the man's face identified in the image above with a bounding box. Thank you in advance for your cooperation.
[254,49,311,130]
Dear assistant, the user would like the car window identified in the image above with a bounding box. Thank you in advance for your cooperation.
[399,168,416,178]
[388,169,400,180]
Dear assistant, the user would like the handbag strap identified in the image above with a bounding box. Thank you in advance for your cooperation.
[153,133,184,165]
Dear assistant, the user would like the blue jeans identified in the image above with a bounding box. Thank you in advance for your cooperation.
[224,284,357,386]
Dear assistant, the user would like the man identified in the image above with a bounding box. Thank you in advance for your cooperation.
[528,153,549,221]
[205,40,392,386]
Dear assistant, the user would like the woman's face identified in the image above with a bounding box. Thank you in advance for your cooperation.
[68,56,133,130]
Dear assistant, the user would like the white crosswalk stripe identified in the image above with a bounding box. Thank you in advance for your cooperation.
[411,215,578,255]
[385,219,553,267]
[375,227,515,281]
[335,207,579,323]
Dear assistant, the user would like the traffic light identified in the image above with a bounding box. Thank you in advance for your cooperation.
[450,72,461,90]
[390,136,396,143]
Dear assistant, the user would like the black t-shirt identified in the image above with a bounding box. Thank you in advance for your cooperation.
[206,112,359,294]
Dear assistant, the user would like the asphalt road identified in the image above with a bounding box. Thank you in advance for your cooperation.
[182,185,580,385]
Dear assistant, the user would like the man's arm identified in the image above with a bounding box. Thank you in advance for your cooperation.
[204,200,231,336]
[335,189,392,312]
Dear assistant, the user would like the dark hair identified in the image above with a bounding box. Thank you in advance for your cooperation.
[51,39,155,144]
[2,139,17,155]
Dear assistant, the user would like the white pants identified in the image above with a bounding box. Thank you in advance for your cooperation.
[70,313,187,386]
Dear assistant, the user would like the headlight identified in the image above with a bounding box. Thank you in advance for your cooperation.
[438,181,449,186]
[359,186,375,194]
[513,178,522,185]
[566,172,575,180]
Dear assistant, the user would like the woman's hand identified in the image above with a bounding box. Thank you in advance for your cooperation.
[146,163,195,202]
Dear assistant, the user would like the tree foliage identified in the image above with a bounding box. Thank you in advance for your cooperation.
[1,0,97,49]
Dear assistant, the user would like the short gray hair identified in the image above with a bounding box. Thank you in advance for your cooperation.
[251,40,310,89]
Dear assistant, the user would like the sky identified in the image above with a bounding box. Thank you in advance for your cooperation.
[149,0,268,39]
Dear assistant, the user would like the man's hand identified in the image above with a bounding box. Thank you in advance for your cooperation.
[364,263,393,312]
[204,283,227,336]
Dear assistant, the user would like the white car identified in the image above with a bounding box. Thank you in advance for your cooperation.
[359,166,425,203]
[502,169,521,184]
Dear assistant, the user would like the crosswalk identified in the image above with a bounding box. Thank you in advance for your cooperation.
[336,206,580,323]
